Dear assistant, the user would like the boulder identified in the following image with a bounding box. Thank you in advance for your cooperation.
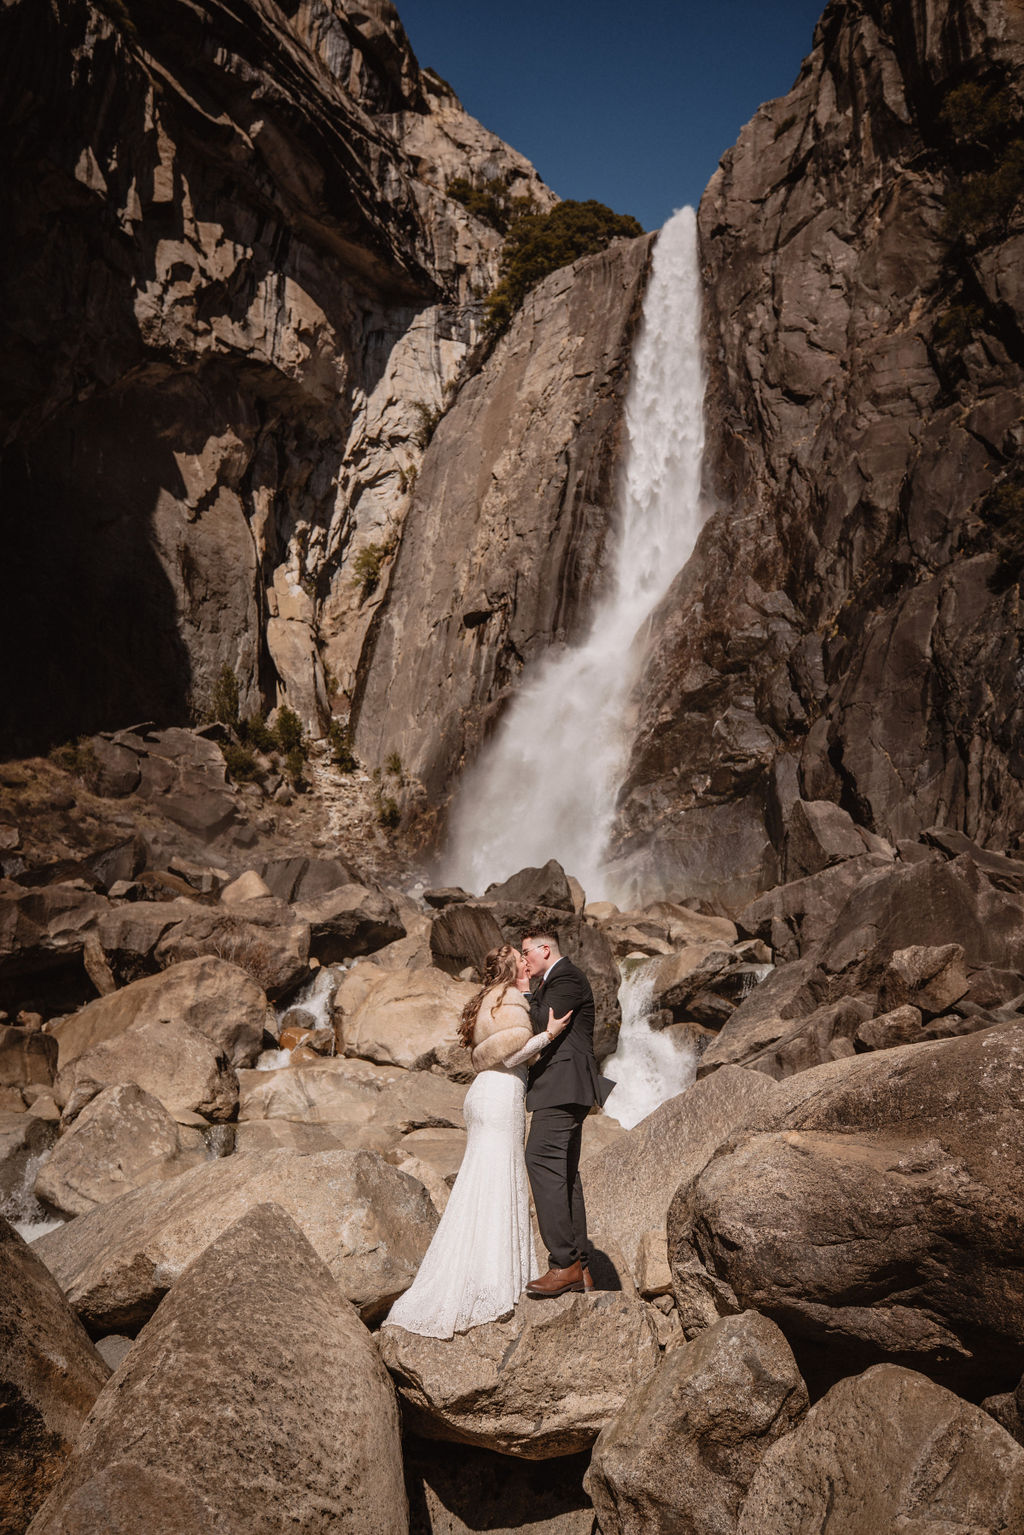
[429,902,505,977]
[97,897,310,996]
[0,1025,58,1088]
[54,1016,238,1124]
[783,798,886,880]
[587,1311,808,1535]
[27,1205,408,1535]
[737,856,890,964]
[571,921,622,1059]
[294,883,405,963]
[220,869,272,904]
[382,1288,659,1459]
[484,861,575,912]
[670,1021,1024,1395]
[50,957,270,1070]
[0,1216,110,1533]
[257,856,355,904]
[402,1437,593,1535]
[736,1365,1024,1534]
[341,967,475,1077]
[238,1056,467,1134]
[584,1066,787,1290]
[877,941,969,1016]
[854,1003,924,1051]
[34,1085,208,1217]
[34,1147,437,1331]
[85,737,141,798]
[232,1121,367,1155]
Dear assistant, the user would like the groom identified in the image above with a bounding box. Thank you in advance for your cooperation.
[521,930,612,1297]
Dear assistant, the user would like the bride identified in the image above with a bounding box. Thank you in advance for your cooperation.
[383,944,570,1338]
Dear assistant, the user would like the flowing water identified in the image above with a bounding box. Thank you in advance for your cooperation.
[443,205,708,904]
[601,960,699,1128]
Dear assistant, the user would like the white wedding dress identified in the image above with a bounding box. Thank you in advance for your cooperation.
[383,1032,547,1339]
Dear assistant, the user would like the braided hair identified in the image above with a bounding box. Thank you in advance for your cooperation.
[458,944,521,1049]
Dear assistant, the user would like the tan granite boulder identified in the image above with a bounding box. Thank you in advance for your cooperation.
[54,1016,238,1124]
[1,1216,110,1533]
[340,967,476,1077]
[34,1148,436,1332]
[381,1289,659,1459]
[737,1364,1024,1534]
[27,1204,408,1535]
[34,1085,208,1217]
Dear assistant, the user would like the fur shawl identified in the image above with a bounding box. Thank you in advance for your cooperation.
[470,985,534,1073]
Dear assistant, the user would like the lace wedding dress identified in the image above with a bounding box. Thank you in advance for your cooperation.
[383,1033,546,1339]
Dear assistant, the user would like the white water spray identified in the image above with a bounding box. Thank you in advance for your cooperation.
[601,959,698,1128]
[443,206,708,901]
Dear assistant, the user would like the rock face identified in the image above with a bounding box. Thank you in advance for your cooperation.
[34,1147,438,1331]
[611,0,1024,907]
[353,233,653,824]
[736,1364,1024,1534]
[28,1203,409,1535]
[381,1289,659,1459]
[0,0,555,752]
[0,1217,110,1534]
[669,1021,1024,1396]
[587,1311,808,1535]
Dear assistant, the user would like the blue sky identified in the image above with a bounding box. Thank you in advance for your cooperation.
[397,0,826,231]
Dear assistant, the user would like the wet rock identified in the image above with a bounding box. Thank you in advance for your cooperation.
[51,957,270,1071]
[737,1365,1024,1534]
[584,1066,787,1290]
[382,1288,659,1458]
[35,1147,437,1331]
[587,1311,808,1535]
[0,1112,57,1210]
[340,967,475,1078]
[0,1216,110,1532]
[670,1021,1024,1395]
[27,1204,408,1535]
[294,883,405,963]
[34,1084,208,1217]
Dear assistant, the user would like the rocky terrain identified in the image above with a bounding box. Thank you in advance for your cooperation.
[610,0,1024,906]
[5,0,1024,1530]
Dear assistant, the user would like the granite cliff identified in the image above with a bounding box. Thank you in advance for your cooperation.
[609,0,1024,907]
[1,0,562,752]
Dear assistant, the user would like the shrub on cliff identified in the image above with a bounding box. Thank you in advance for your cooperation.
[484,200,644,336]
[941,79,1024,243]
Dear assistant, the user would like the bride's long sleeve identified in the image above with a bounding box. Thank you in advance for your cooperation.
[501,1030,553,1068]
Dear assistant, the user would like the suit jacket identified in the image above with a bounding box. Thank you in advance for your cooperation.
[526,956,611,1111]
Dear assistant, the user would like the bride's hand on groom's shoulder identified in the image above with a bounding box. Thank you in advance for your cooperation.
[546,1008,572,1038]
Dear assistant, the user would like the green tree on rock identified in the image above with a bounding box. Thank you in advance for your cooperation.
[484,200,644,336]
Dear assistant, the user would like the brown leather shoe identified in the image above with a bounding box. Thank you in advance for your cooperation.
[526,1261,585,1298]
[582,1263,595,1292]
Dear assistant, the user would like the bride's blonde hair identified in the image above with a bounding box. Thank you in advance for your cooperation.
[458,945,521,1048]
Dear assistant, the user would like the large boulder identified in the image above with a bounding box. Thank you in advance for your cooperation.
[429,903,505,977]
[583,1067,787,1290]
[294,883,405,964]
[484,861,575,912]
[237,1056,467,1134]
[736,1364,1024,1534]
[340,968,475,1078]
[27,1204,408,1535]
[97,898,309,997]
[382,1290,659,1459]
[34,1085,208,1217]
[670,1021,1024,1395]
[0,1025,58,1090]
[586,1311,808,1535]
[34,1148,437,1332]
[54,1016,238,1124]
[1,1216,110,1534]
[50,957,270,1070]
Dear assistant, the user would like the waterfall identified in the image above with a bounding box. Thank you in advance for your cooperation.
[601,960,698,1129]
[443,206,708,902]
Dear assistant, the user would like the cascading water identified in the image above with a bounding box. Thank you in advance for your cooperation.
[601,960,698,1129]
[443,205,708,902]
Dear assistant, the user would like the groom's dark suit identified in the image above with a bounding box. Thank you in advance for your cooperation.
[525,956,611,1271]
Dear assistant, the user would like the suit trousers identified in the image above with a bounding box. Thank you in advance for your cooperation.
[525,1103,589,1270]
